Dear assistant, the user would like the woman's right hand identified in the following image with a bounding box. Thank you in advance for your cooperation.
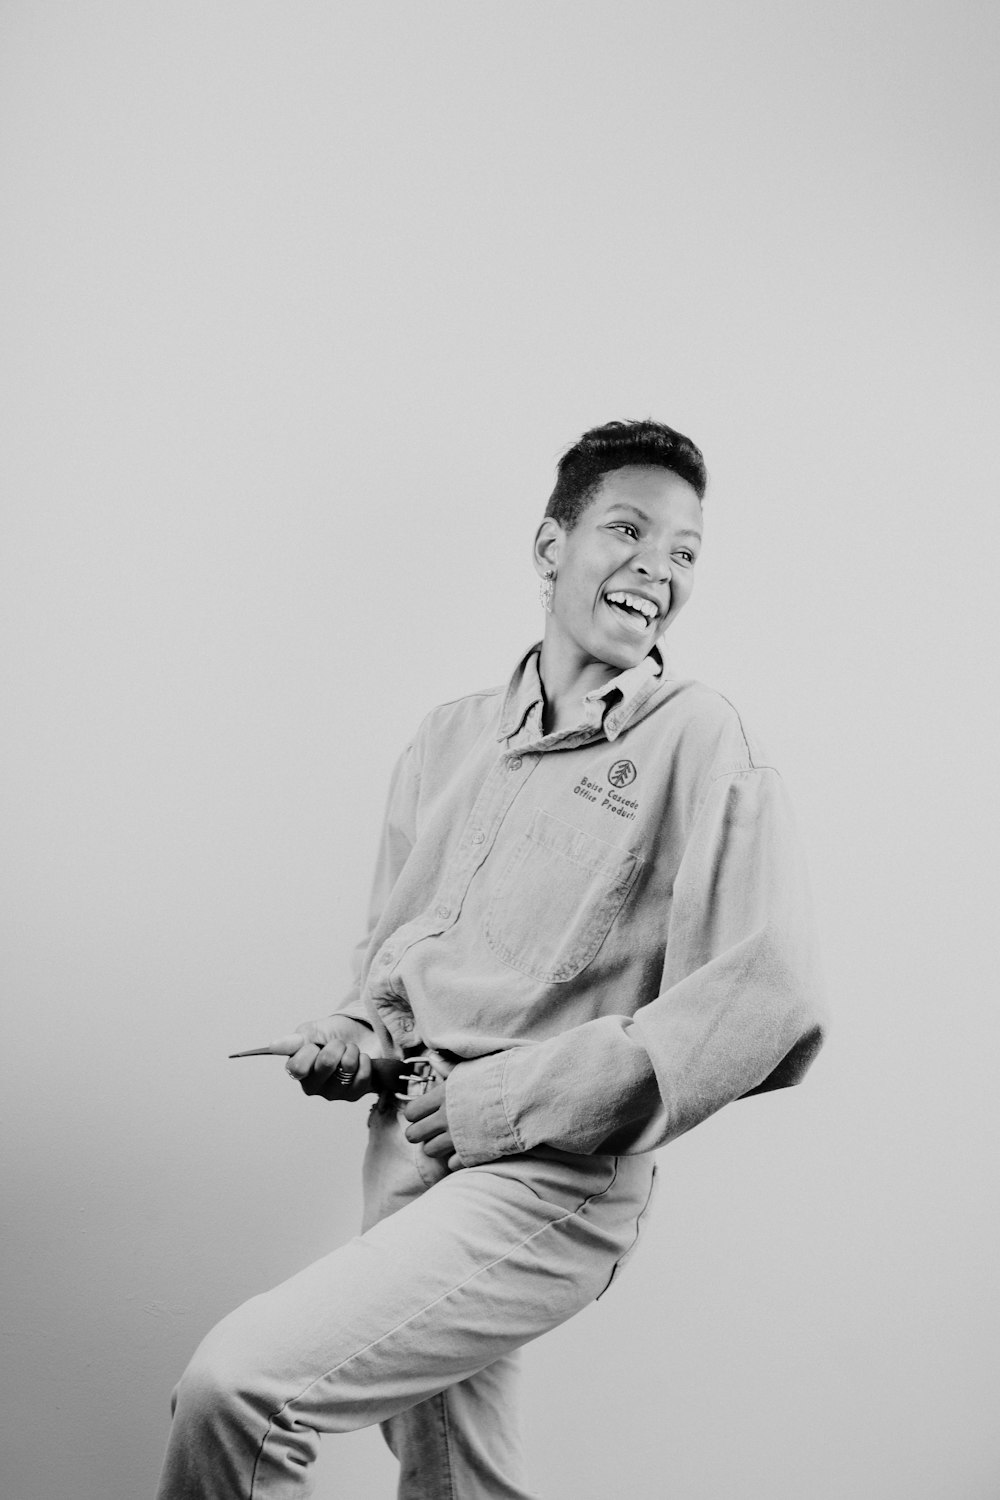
[281,1015,379,1102]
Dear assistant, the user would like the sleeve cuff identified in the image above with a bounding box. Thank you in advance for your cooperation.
[445,1051,523,1166]
[331,992,375,1030]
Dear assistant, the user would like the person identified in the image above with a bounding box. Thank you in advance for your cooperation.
[155,419,826,1500]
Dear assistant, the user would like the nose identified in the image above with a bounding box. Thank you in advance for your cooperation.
[635,543,672,583]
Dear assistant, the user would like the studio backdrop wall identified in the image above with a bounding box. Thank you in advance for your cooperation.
[2,3,998,1497]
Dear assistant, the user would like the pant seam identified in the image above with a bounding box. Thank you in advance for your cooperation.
[596,1160,657,1300]
[437,1389,458,1500]
[248,1162,624,1495]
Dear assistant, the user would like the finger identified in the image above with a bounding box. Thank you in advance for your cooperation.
[310,1040,348,1081]
[404,1111,446,1144]
[401,1085,445,1123]
[316,1043,360,1093]
[301,1050,373,1102]
[285,1041,321,1080]
[351,1052,373,1096]
[447,1153,463,1172]
[337,1043,361,1083]
[419,1132,455,1159]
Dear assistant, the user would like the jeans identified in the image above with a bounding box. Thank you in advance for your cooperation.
[155,1098,657,1499]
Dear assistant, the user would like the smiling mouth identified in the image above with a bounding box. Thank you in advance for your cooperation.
[604,590,661,636]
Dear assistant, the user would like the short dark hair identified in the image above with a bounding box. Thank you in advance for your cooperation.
[545,419,707,530]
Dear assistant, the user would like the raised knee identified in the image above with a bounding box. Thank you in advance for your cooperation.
[170,1325,256,1428]
[167,1318,323,1482]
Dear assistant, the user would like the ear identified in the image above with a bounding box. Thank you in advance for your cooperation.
[533,517,564,579]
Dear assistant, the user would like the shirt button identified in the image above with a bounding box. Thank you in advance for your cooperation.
[470,829,485,845]
[436,903,451,920]
[380,951,393,966]
[400,1018,414,1034]
[509,756,522,771]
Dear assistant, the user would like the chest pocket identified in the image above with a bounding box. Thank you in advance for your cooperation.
[484,807,642,982]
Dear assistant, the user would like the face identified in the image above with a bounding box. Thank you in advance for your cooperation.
[534,466,703,675]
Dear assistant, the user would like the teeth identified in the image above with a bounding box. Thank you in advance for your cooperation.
[606,591,658,620]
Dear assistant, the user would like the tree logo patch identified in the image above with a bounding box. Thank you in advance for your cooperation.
[607,759,637,788]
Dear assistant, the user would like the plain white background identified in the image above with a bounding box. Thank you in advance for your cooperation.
[2,3,998,1496]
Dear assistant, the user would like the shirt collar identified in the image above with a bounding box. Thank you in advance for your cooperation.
[498,643,665,744]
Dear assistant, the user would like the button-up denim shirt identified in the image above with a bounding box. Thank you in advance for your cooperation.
[337,645,826,1167]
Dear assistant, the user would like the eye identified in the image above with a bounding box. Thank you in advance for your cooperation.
[608,522,639,540]
[674,549,696,565]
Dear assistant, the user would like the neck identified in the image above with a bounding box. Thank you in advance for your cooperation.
[537,637,621,734]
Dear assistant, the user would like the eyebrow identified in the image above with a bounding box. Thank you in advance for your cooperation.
[606,503,703,542]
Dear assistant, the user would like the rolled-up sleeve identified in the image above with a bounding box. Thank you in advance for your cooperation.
[446,766,826,1165]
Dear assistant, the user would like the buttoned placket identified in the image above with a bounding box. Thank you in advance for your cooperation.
[368,665,637,1052]
[371,745,543,1049]
[429,746,538,925]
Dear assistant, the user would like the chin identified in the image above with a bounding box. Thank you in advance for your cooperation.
[593,637,649,672]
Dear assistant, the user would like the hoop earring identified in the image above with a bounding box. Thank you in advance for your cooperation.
[539,569,555,613]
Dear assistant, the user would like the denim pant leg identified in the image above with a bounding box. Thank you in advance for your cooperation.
[363,1107,534,1500]
[155,1108,655,1500]
[380,1349,529,1500]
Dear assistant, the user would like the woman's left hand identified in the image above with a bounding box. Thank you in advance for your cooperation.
[402,1085,462,1172]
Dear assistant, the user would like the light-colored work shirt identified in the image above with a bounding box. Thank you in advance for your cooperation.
[337,644,826,1167]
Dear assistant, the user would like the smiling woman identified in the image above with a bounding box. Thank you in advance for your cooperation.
[533,458,704,731]
[155,418,825,1500]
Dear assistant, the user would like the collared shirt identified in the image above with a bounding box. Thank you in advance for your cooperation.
[337,644,826,1166]
[496,644,663,743]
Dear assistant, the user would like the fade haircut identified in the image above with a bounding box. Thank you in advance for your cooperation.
[545,419,707,531]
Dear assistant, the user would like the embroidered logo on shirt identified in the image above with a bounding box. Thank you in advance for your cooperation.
[608,759,637,788]
[572,769,639,822]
